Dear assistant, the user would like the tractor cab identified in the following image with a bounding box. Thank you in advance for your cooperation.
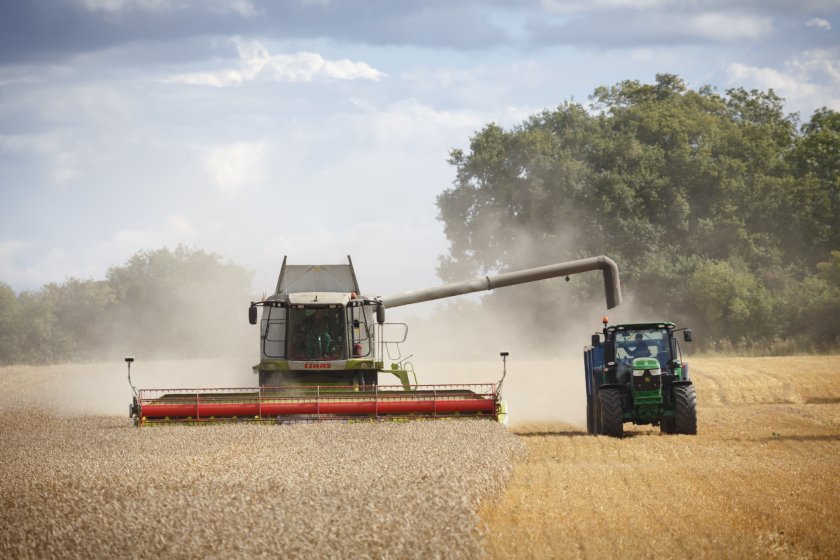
[597,321,692,383]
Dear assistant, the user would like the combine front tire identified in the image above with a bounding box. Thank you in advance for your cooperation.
[598,388,624,438]
[674,384,697,435]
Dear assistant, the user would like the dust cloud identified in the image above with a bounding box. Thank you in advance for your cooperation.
[389,297,595,428]
[385,252,673,428]
[0,359,257,417]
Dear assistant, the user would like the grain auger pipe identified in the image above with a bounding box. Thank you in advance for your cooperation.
[377,256,622,310]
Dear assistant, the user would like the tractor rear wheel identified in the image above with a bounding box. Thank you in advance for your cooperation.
[598,388,624,438]
[674,384,697,435]
[660,417,676,434]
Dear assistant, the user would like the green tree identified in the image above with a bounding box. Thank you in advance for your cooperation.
[790,108,840,261]
[0,246,254,364]
[783,251,840,347]
[436,75,838,350]
[106,246,253,358]
[684,259,776,343]
[0,282,20,364]
[14,289,59,363]
[40,279,114,360]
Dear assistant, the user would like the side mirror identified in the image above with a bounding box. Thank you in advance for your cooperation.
[591,333,600,347]
[376,303,385,325]
[248,304,258,325]
[683,329,693,342]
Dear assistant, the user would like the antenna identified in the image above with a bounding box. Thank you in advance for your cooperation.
[497,351,509,393]
[125,356,137,398]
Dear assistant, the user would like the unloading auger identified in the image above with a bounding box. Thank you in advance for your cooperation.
[129,255,621,425]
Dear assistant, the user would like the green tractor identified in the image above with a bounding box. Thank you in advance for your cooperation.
[584,320,696,437]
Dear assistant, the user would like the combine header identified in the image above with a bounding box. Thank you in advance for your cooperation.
[128,256,621,425]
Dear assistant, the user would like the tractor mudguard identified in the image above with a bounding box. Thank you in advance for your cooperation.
[597,383,622,391]
[670,380,693,387]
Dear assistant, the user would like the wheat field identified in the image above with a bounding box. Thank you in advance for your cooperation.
[1,356,838,558]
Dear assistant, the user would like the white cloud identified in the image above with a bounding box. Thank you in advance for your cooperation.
[541,0,671,12]
[806,17,832,31]
[212,0,257,18]
[78,0,178,14]
[727,49,840,113]
[79,0,257,17]
[0,133,55,156]
[727,62,813,94]
[113,227,164,249]
[0,133,86,187]
[52,152,81,186]
[539,3,774,44]
[0,244,86,289]
[688,12,772,41]
[112,215,215,249]
[163,40,385,87]
[203,140,267,193]
[167,214,196,235]
[0,240,29,261]
[350,99,485,149]
[0,216,227,290]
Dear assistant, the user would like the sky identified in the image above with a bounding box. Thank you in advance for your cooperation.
[1,0,839,305]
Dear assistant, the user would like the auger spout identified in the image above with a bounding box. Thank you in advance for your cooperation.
[378,256,622,310]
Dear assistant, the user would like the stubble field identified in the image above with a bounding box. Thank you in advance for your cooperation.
[1,356,838,558]
[481,356,840,559]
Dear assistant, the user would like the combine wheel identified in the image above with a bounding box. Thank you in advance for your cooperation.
[598,388,624,438]
[673,384,697,435]
[659,417,676,434]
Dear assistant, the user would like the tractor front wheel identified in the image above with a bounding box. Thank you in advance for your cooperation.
[598,388,624,438]
[674,384,697,435]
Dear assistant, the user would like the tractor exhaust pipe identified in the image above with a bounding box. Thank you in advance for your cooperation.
[379,256,622,310]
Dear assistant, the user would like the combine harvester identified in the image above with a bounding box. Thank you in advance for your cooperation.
[128,256,621,426]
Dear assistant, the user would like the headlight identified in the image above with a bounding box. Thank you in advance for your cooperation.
[633,368,661,376]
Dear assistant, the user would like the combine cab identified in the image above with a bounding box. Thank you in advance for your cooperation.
[130,255,623,425]
[584,319,696,437]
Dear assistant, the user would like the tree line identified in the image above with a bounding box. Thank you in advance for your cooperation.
[436,74,839,352]
[0,247,254,364]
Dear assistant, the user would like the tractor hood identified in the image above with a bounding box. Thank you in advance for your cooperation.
[632,357,661,371]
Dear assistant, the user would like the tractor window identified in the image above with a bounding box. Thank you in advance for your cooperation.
[614,329,670,364]
[287,306,346,360]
